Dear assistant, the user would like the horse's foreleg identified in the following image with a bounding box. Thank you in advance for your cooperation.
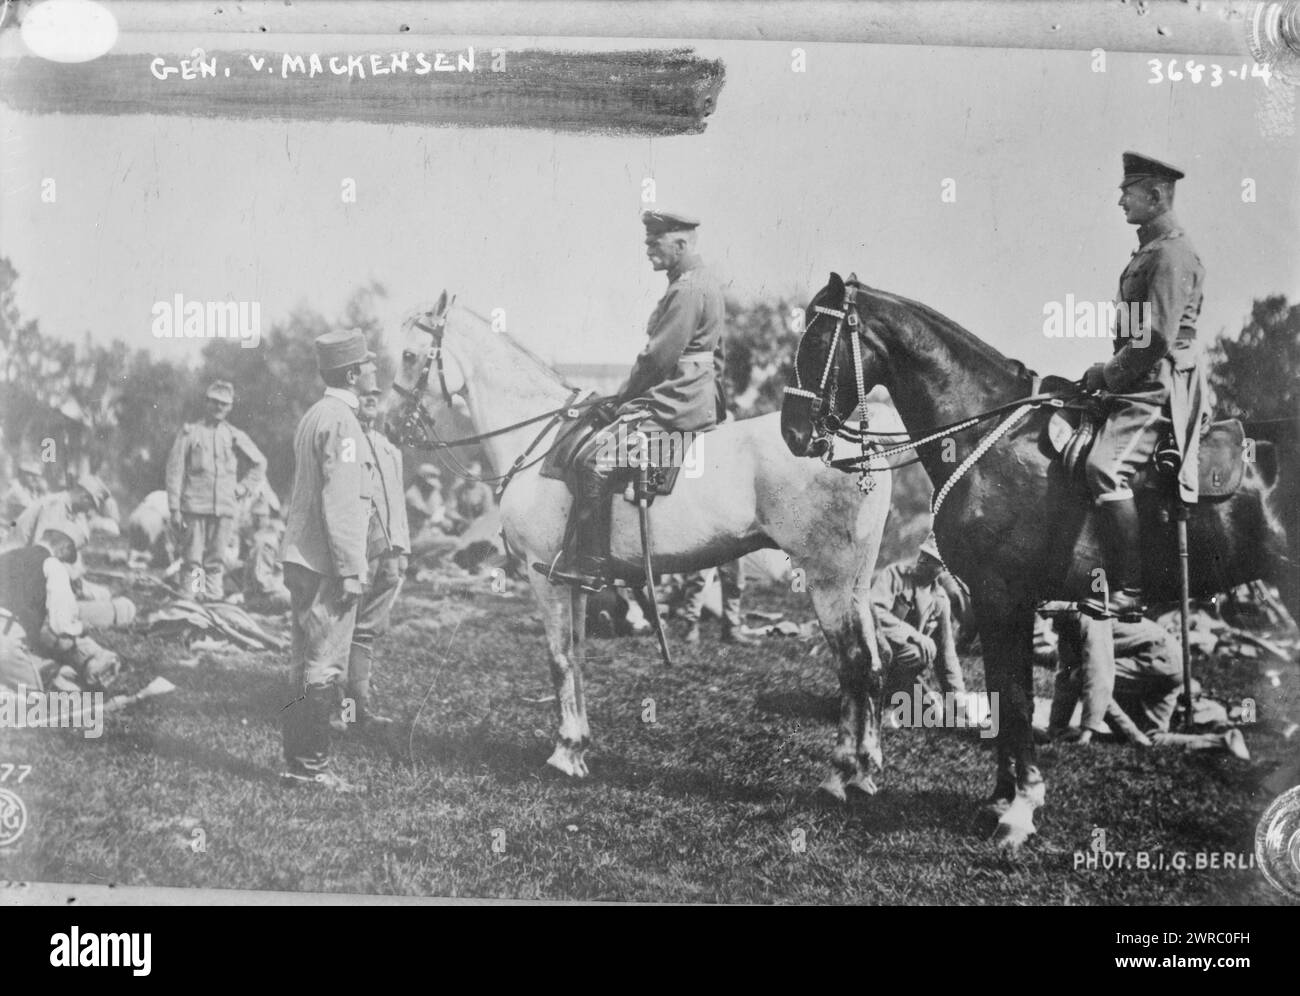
[849,598,885,796]
[810,586,877,801]
[980,606,1043,853]
[532,580,589,778]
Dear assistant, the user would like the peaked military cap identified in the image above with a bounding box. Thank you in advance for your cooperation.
[1121,151,1186,188]
[642,210,700,235]
[314,329,376,373]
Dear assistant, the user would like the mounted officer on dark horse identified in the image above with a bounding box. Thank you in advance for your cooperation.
[781,152,1293,850]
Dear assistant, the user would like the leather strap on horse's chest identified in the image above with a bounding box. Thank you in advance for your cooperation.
[494,387,590,499]
[930,404,1037,523]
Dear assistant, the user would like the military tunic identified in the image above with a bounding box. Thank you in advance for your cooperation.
[1086,212,1205,502]
[166,417,266,599]
[279,389,372,707]
[615,252,725,432]
[574,253,725,499]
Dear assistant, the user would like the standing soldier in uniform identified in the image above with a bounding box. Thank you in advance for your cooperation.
[166,380,267,602]
[279,330,375,792]
[339,376,410,731]
[545,209,726,589]
[1081,152,1205,620]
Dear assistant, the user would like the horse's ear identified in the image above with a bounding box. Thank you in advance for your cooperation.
[828,272,844,295]
[434,290,447,316]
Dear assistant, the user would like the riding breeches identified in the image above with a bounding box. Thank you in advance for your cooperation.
[571,417,671,499]
[1084,381,1170,503]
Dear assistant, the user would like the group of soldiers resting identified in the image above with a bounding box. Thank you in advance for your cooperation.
[0,356,492,756]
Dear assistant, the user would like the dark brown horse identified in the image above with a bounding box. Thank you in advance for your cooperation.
[781,273,1293,850]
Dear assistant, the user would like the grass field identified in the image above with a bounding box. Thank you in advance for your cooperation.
[2,566,1297,905]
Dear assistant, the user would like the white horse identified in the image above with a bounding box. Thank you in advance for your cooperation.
[386,295,893,797]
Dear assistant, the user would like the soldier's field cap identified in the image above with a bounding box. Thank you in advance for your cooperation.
[314,329,376,373]
[642,210,700,235]
[918,532,942,563]
[19,460,43,477]
[75,473,112,513]
[1121,151,1186,187]
[205,379,234,403]
[416,463,440,482]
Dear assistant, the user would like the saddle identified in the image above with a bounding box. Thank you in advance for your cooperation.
[1043,386,1246,500]
[540,404,690,502]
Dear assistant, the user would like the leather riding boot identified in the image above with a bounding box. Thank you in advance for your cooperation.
[283,682,367,791]
[541,493,613,592]
[1098,498,1145,620]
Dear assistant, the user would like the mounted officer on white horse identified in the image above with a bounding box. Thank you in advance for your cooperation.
[543,209,727,591]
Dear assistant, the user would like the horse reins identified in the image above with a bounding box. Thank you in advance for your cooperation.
[392,310,607,497]
[786,281,1093,499]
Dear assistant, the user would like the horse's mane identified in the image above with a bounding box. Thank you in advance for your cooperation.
[847,282,1036,384]
[449,303,576,390]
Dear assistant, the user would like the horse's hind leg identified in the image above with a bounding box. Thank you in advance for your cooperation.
[810,583,882,801]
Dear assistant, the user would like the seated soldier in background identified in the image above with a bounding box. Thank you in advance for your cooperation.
[0,528,119,692]
[1,460,48,525]
[405,463,459,571]
[405,464,450,536]
[870,533,967,702]
[4,474,113,553]
[446,460,494,536]
[1047,605,1248,756]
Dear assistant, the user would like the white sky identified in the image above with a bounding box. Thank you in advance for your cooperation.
[3,32,1298,381]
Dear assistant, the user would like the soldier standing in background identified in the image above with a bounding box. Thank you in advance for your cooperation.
[166,379,267,602]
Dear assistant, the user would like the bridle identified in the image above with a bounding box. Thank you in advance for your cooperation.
[783,275,896,492]
[784,274,1079,518]
[388,303,604,496]
[391,308,455,449]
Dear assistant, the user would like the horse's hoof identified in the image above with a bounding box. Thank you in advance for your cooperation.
[993,819,1034,858]
[546,745,588,779]
[846,771,878,797]
[818,771,848,802]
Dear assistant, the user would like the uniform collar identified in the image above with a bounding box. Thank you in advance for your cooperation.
[667,251,702,283]
[323,387,360,410]
[1136,210,1179,247]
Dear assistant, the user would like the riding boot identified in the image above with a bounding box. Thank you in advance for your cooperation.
[283,683,364,792]
[1098,498,1145,621]
[540,493,613,592]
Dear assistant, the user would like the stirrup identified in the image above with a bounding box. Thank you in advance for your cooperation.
[533,551,610,593]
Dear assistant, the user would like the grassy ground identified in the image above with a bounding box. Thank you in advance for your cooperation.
[2,563,1297,905]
